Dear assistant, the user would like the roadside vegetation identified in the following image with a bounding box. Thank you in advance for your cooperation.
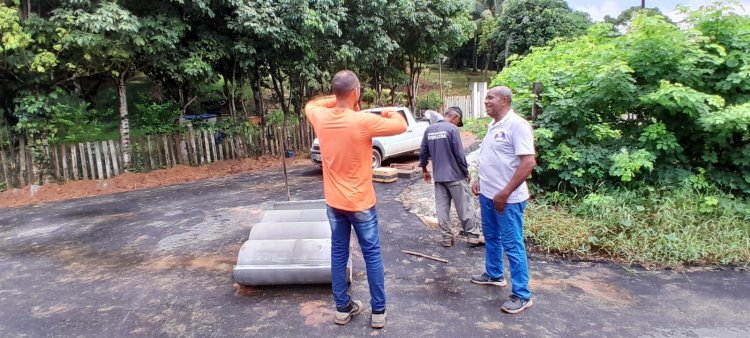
[475,2,750,268]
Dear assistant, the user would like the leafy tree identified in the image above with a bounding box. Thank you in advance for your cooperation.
[51,1,146,171]
[393,0,474,112]
[488,0,591,66]
[603,6,673,31]
[494,2,750,194]
[335,0,402,105]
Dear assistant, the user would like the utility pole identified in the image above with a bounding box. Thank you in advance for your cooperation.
[641,0,645,9]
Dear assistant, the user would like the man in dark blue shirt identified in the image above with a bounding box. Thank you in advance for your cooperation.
[419,107,480,247]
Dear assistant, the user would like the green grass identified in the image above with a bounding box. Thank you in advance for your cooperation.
[462,117,491,136]
[525,185,750,268]
[419,64,494,96]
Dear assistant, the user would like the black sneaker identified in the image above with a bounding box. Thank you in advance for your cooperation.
[501,295,533,314]
[334,300,363,325]
[470,272,507,286]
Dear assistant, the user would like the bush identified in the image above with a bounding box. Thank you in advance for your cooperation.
[361,88,376,105]
[133,97,181,135]
[494,3,750,194]
[418,91,443,111]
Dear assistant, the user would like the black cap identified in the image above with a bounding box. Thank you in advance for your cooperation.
[447,106,464,127]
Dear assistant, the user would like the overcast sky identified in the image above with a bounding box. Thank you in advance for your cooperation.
[567,0,750,22]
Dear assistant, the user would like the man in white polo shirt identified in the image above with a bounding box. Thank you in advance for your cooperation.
[470,86,536,314]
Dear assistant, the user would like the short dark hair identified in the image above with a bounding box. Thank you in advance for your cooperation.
[332,70,359,98]
[445,106,462,117]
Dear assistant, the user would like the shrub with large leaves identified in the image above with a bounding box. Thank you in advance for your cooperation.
[494,2,750,194]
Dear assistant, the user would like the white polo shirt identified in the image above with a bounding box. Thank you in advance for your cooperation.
[478,109,535,203]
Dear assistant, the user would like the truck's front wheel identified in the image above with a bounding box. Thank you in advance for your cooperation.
[372,149,382,169]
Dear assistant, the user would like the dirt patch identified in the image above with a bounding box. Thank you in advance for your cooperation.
[233,283,259,297]
[146,255,235,273]
[476,321,505,330]
[0,156,309,209]
[531,276,633,306]
[299,301,334,328]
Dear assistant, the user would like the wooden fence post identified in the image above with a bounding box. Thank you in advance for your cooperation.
[101,141,112,179]
[71,144,79,180]
[87,142,96,179]
[61,144,69,181]
[109,140,120,176]
[0,150,10,189]
[94,142,104,179]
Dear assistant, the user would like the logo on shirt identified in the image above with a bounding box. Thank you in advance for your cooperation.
[427,131,448,140]
[494,130,510,142]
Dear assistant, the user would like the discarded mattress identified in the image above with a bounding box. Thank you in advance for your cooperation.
[233,199,352,286]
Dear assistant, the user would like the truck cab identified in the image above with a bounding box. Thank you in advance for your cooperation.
[310,107,429,168]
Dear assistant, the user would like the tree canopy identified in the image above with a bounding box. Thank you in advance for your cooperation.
[494,2,750,194]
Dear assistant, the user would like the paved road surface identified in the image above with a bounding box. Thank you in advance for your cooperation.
[1,165,748,337]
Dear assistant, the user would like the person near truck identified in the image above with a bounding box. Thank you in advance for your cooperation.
[419,106,481,247]
[470,86,536,314]
[304,70,407,329]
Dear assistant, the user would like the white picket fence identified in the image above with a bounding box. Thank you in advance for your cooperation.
[444,82,488,119]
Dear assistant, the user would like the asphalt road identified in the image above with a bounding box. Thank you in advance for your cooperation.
[1,164,749,337]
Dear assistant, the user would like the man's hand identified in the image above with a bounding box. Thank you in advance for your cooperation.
[422,169,432,183]
[492,191,509,213]
[471,181,480,195]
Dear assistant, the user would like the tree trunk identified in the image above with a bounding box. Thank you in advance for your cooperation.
[472,36,479,72]
[484,52,491,73]
[406,57,422,113]
[374,70,383,107]
[250,69,264,119]
[117,71,131,171]
[224,77,235,121]
[269,64,292,201]
[177,87,198,165]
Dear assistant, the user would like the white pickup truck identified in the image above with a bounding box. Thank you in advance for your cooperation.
[310,107,429,168]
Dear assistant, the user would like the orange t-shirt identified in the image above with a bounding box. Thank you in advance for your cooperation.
[305,96,408,211]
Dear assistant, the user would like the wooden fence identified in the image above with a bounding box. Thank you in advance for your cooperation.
[444,82,488,119]
[0,123,315,189]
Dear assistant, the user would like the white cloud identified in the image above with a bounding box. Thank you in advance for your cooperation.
[573,0,750,23]
[573,0,623,22]
[668,0,750,22]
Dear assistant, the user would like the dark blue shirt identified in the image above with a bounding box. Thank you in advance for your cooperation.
[419,121,469,182]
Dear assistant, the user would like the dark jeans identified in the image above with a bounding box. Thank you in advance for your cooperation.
[326,205,386,312]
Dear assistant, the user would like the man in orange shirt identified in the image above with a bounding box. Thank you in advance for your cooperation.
[305,70,407,329]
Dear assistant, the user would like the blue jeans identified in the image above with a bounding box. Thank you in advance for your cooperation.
[326,205,386,312]
[480,195,531,300]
